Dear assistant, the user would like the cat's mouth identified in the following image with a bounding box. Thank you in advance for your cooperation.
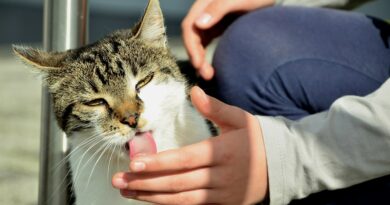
[124,131,157,159]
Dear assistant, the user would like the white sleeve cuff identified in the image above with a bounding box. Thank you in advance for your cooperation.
[257,116,293,205]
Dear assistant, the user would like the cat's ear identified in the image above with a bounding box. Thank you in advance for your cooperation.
[12,45,68,72]
[134,0,167,48]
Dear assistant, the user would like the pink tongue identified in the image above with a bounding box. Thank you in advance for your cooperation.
[129,131,157,159]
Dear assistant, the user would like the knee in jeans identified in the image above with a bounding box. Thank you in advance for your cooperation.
[212,7,292,73]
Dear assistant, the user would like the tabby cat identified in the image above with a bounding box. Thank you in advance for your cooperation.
[13,0,213,204]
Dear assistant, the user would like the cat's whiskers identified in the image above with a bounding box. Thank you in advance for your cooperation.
[46,135,103,205]
[46,167,74,204]
[72,131,118,186]
[116,143,121,174]
[107,141,119,181]
[73,137,105,174]
[71,140,104,192]
[73,130,128,188]
[15,0,215,203]
[51,132,103,173]
[48,132,112,202]
[74,139,110,192]
[84,140,113,192]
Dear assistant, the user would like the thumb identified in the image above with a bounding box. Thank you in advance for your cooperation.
[190,86,248,131]
[195,0,232,29]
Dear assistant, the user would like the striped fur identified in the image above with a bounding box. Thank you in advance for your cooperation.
[14,0,214,204]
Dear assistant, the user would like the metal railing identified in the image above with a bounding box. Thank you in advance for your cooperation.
[39,0,88,204]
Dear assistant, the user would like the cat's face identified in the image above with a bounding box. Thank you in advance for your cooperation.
[13,0,188,153]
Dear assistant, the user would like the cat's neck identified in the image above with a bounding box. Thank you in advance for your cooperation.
[153,98,210,152]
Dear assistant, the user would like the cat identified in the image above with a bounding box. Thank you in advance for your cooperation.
[13,0,215,204]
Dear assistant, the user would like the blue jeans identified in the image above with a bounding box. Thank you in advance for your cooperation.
[203,6,390,205]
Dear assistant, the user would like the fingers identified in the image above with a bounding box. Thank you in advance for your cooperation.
[195,0,232,30]
[182,0,213,69]
[113,167,216,192]
[190,86,248,131]
[199,61,214,81]
[121,189,218,205]
[182,0,229,79]
[183,0,275,79]
[127,139,215,173]
[181,22,205,69]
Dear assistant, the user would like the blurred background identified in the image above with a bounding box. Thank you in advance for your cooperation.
[0,0,389,204]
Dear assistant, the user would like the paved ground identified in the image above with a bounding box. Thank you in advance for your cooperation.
[0,44,41,205]
[0,39,215,205]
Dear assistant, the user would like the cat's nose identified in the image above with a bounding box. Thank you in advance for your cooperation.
[120,113,139,128]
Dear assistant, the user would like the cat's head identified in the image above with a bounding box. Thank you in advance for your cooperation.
[13,0,189,149]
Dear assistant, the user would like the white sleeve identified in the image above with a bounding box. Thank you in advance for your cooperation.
[274,0,373,8]
[258,78,390,205]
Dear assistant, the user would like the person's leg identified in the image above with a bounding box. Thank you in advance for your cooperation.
[203,6,390,205]
[205,6,390,120]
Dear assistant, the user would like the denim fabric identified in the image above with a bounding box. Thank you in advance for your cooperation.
[203,6,390,205]
[205,6,390,120]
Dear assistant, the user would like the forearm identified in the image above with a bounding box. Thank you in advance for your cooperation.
[258,78,390,205]
[274,0,373,9]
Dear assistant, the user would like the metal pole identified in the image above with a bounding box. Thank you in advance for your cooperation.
[39,0,88,204]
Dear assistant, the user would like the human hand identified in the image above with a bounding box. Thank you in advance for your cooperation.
[112,86,268,205]
[182,0,275,80]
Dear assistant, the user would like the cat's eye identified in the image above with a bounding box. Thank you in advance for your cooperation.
[136,72,154,92]
[84,98,108,107]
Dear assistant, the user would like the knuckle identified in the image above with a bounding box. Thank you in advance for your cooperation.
[220,168,234,184]
[219,150,234,164]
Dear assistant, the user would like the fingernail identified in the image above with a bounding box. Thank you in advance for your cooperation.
[113,177,128,189]
[196,86,208,104]
[196,13,212,26]
[131,161,145,172]
[122,190,137,198]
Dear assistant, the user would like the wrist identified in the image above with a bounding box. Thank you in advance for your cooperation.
[246,114,269,203]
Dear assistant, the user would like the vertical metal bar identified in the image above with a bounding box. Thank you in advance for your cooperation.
[39,0,88,204]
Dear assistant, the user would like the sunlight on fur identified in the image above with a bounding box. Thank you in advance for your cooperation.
[13,0,214,204]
